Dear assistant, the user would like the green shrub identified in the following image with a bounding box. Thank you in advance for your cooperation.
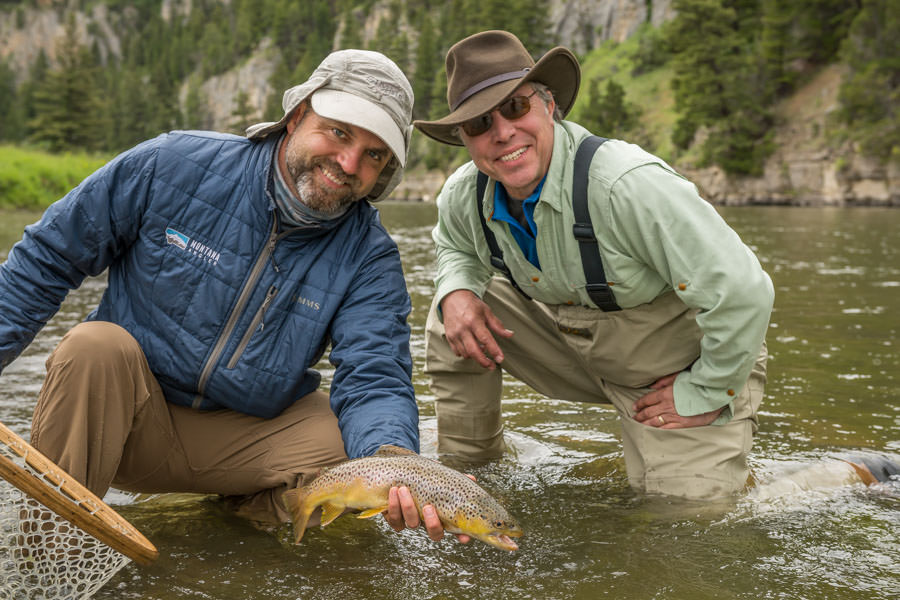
[0,145,108,210]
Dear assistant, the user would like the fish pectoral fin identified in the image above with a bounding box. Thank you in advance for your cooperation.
[355,505,389,519]
[320,502,345,526]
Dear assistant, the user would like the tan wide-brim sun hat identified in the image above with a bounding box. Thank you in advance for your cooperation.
[414,30,581,146]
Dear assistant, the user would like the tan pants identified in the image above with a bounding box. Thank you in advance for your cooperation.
[426,277,767,499]
[30,321,347,523]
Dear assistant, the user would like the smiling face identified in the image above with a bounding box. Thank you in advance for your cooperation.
[278,103,392,215]
[459,84,556,201]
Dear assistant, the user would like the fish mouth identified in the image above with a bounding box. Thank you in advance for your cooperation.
[484,532,521,552]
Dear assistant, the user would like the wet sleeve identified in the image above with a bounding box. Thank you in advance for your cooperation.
[605,164,774,420]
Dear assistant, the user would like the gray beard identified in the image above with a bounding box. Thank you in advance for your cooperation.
[290,168,357,217]
[273,161,352,229]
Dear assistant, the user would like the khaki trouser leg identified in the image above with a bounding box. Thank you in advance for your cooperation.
[426,297,505,458]
[600,343,766,498]
[425,281,607,460]
[427,277,767,499]
[31,321,347,523]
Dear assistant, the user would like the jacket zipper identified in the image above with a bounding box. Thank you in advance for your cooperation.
[226,285,278,369]
[193,217,279,408]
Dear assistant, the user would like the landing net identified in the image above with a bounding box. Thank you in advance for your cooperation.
[0,482,130,599]
[0,422,156,600]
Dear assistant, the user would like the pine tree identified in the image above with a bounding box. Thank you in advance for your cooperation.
[790,0,862,65]
[412,12,440,120]
[183,79,212,130]
[230,90,256,135]
[760,0,862,100]
[666,0,773,174]
[28,16,107,152]
[370,1,410,73]
[835,0,899,161]
[509,0,554,53]
[759,0,793,99]
[0,58,24,142]
[580,78,641,139]
[338,6,364,49]
[19,50,50,138]
[420,64,468,172]
[105,66,166,151]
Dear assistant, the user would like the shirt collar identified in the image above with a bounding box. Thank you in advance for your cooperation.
[493,176,545,223]
[532,122,573,213]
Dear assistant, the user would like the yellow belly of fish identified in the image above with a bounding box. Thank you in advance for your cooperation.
[284,477,393,543]
[313,480,393,525]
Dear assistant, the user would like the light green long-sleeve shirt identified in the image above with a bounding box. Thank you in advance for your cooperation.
[432,121,774,419]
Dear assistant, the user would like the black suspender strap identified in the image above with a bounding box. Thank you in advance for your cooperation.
[572,136,621,311]
[475,171,532,300]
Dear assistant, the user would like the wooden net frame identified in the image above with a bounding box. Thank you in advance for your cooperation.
[0,421,157,598]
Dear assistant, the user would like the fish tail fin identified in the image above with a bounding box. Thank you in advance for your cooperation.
[283,487,316,544]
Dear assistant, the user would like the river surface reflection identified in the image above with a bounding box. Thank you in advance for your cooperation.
[0,204,897,599]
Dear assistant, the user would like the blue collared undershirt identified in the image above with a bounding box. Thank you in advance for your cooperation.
[491,176,546,269]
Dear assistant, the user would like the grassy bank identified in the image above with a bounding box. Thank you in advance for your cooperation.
[0,145,109,210]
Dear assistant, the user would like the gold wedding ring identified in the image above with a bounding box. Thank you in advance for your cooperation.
[658,415,666,425]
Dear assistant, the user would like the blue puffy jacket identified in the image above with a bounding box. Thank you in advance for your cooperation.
[0,131,419,458]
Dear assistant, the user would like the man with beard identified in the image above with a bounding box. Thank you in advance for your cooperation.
[0,49,430,536]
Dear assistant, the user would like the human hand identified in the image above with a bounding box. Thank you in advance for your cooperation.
[440,290,513,370]
[383,485,471,544]
[632,373,723,428]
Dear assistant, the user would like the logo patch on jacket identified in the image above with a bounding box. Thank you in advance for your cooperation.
[165,227,189,249]
[165,227,221,266]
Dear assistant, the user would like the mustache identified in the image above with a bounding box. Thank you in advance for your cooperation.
[313,159,359,188]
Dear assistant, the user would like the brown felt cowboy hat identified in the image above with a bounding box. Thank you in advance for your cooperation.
[413,30,581,146]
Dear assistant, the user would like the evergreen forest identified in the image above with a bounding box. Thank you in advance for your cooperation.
[0,0,897,182]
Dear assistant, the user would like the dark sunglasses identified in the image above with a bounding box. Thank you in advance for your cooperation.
[461,90,539,137]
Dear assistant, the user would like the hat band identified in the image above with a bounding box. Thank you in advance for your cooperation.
[450,68,531,112]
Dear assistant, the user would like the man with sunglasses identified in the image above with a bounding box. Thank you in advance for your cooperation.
[413,30,774,503]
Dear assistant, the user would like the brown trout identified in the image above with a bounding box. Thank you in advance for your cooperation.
[282,445,523,550]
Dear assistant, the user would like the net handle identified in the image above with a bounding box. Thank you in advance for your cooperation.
[0,421,158,566]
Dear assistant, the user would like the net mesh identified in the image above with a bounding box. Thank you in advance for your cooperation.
[0,445,131,600]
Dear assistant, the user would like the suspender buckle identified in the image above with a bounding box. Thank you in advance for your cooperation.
[572,223,595,241]
[490,256,507,270]
[585,283,622,311]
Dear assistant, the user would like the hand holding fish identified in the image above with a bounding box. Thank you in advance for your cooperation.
[633,373,724,428]
[384,485,471,544]
[283,445,521,550]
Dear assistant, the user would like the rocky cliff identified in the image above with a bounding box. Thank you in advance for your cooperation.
[681,65,898,207]
[551,0,674,52]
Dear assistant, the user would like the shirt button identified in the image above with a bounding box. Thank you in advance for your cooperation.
[727,389,736,396]
[532,276,539,282]
[566,300,574,305]
[678,283,687,291]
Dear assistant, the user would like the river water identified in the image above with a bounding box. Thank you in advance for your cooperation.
[0,203,897,599]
